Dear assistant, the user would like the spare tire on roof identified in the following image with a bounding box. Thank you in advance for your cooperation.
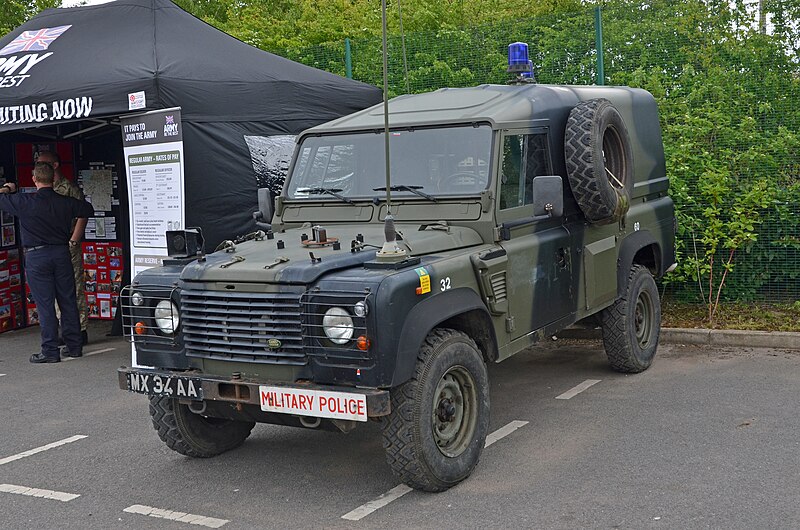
[564,98,632,224]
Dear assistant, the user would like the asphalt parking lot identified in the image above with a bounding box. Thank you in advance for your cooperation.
[1,322,799,529]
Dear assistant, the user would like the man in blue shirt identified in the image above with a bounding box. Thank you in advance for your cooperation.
[0,162,94,363]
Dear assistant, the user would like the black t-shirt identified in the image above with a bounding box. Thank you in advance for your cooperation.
[0,187,93,247]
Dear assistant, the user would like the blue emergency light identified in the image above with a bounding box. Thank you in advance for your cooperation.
[507,42,534,79]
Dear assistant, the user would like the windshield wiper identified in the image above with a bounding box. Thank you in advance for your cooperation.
[298,187,355,204]
[373,185,438,202]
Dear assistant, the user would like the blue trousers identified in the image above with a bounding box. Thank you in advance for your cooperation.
[25,245,82,358]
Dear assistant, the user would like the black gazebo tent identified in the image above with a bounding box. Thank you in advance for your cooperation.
[0,0,381,248]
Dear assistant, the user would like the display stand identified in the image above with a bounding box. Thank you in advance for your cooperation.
[82,241,123,320]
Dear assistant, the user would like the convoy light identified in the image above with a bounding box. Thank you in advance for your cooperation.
[353,301,368,317]
[154,300,180,334]
[356,335,371,351]
[322,307,354,344]
[131,292,144,306]
[134,321,146,335]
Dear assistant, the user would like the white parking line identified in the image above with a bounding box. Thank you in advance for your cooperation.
[0,373,5,377]
[0,484,79,502]
[63,347,116,361]
[341,419,529,521]
[0,435,88,466]
[124,505,229,528]
[555,379,601,400]
[341,484,412,521]
[484,420,528,448]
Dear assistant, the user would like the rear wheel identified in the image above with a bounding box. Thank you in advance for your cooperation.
[601,265,661,373]
[381,328,490,492]
[149,396,255,458]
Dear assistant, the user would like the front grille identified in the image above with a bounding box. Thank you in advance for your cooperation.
[181,288,305,365]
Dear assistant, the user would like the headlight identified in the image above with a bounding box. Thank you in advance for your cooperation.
[131,292,144,306]
[154,300,180,334]
[322,307,354,344]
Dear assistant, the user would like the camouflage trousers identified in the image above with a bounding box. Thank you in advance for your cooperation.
[55,245,88,331]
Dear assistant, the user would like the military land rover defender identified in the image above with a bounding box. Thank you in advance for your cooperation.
[120,75,675,492]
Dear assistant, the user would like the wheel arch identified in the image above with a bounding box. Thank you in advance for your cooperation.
[617,230,662,297]
[392,288,498,387]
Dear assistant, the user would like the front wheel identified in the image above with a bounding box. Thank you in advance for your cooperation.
[601,265,661,373]
[381,328,490,492]
[149,396,255,458]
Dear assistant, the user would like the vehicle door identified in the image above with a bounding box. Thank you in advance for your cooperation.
[495,129,575,339]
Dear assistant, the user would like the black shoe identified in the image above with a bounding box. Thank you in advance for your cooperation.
[30,352,60,363]
[63,350,82,358]
[82,330,89,346]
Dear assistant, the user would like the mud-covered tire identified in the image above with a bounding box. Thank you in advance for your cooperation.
[149,396,255,458]
[601,265,661,373]
[564,98,632,224]
[381,328,490,492]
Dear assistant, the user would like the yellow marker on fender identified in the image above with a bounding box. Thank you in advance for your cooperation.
[415,267,431,295]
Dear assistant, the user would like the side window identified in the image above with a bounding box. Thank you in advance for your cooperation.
[499,133,550,210]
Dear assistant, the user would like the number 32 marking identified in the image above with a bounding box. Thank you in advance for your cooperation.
[440,277,451,291]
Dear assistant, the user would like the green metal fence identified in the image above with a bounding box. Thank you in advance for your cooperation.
[278,2,800,304]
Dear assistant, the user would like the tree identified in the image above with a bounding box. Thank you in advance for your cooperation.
[0,0,61,36]
[605,0,800,314]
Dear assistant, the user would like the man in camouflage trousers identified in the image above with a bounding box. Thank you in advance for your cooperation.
[36,151,89,345]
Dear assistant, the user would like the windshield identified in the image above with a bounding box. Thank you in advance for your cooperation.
[287,125,493,200]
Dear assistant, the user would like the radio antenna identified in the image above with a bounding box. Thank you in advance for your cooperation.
[376,0,407,261]
[381,0,392,214]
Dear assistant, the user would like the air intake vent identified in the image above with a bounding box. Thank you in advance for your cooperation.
[489,271,507,304]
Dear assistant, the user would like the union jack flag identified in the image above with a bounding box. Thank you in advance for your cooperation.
[165,115,175,125]
[0,25,72,56]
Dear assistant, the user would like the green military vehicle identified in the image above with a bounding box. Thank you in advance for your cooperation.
[120,61,675,492]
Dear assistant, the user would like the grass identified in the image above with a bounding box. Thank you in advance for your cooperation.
[662,299,800,332]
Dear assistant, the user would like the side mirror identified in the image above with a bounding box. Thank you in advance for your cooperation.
[532,176,563,218]
[253,188,275,230]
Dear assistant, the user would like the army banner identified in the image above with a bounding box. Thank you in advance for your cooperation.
[121,107,185,368]
[121,107,185,278]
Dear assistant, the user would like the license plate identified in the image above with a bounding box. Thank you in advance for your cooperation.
[127,372,203,400]
[259,385,367,422]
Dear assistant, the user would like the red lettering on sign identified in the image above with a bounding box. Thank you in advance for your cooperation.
[260,390,270,406]
[319,396,327,411]
[307,396,314,409]
[358,400,365,416]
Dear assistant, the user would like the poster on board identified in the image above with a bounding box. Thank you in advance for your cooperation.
[121,107,185,278]
[121,107,185,367]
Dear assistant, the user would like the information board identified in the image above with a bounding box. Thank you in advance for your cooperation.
[121,108,185,366]
[121,108,185,278]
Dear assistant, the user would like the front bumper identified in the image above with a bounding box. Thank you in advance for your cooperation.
[117,366,391,418]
